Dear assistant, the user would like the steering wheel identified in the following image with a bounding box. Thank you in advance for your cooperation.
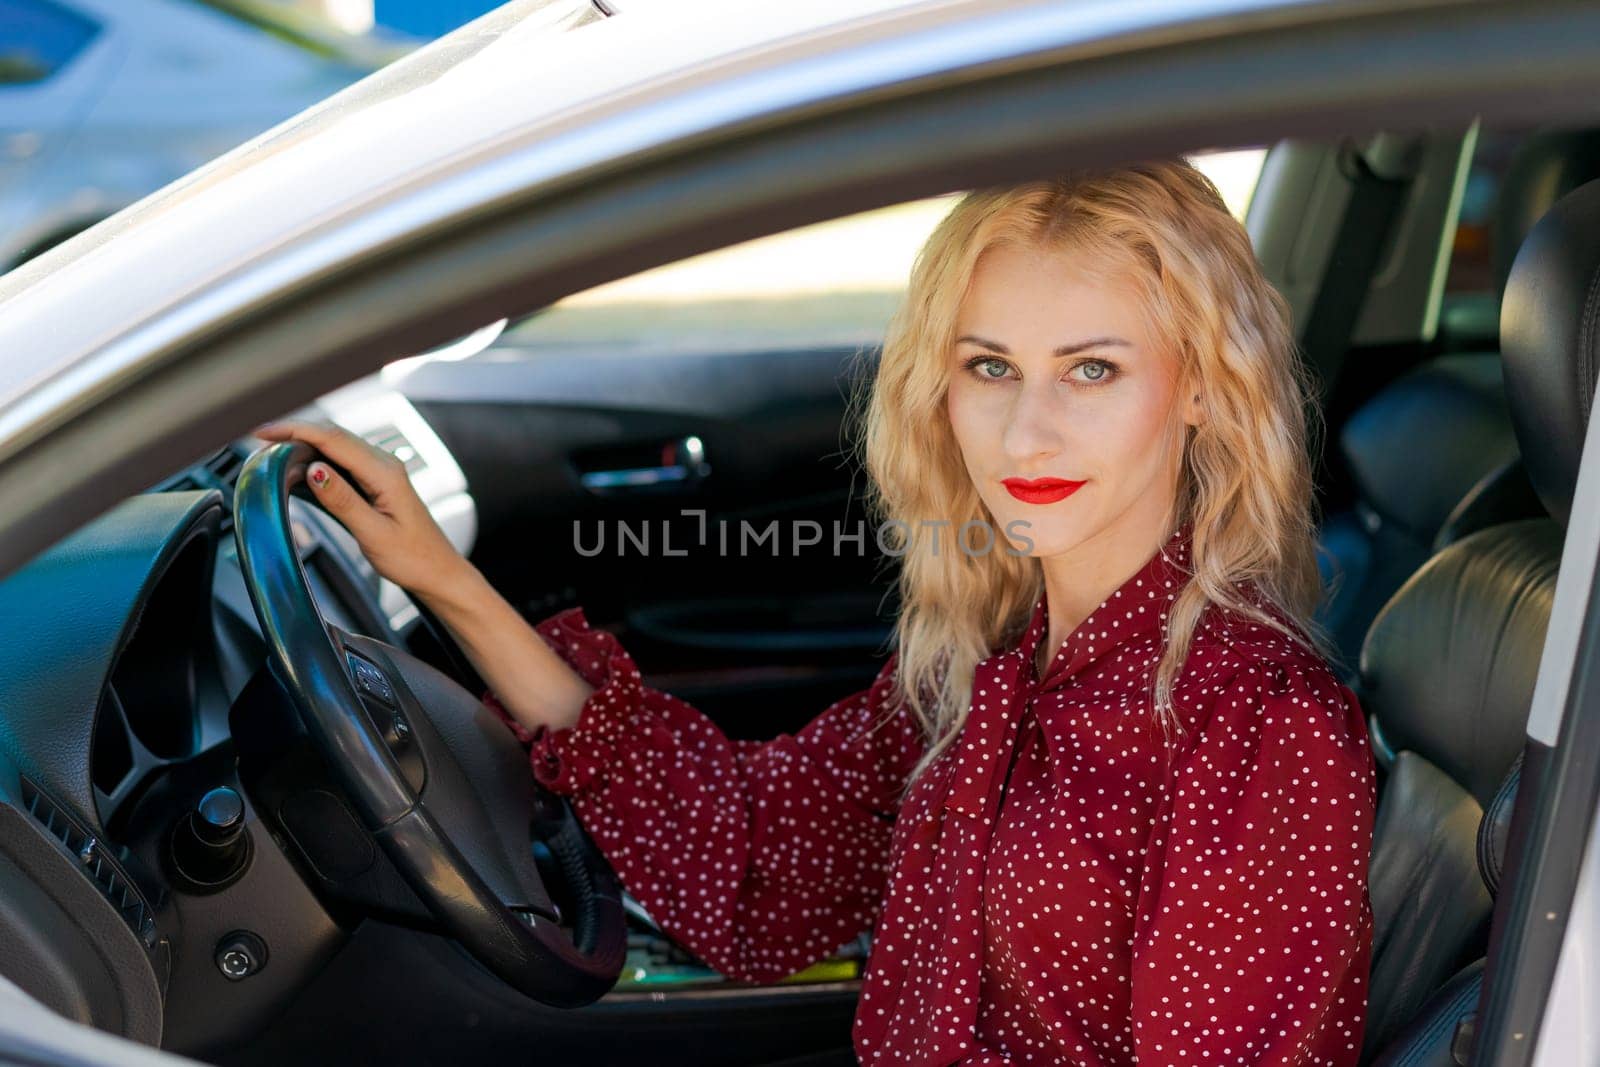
[232,441,626,1007]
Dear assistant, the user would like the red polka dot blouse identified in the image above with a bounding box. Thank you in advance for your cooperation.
[485,523,1377,1064]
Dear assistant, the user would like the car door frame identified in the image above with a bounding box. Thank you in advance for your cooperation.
[1476,303,1600,1062]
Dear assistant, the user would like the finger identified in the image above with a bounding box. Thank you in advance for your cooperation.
[252,419,315,440]
[305,461,387,544]
[256,420,398,498]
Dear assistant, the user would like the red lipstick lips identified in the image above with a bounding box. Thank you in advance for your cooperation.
[1002,477,1087,505]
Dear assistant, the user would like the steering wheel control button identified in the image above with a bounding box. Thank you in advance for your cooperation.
[346,653,397,705]
[384,713,412,750]
[215,931,268,981]
[169,786,253,892]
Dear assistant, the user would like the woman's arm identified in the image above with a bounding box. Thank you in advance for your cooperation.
[496,604,922,983]
[1130,658,1377,1065]
[410,559,594,733]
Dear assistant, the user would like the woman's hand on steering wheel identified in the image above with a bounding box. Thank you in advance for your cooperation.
[254,419,470,601]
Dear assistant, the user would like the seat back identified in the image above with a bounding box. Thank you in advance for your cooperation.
[1357,520,1558,1056]
[1367,755,1523,1066]
[1318,352,1525,673]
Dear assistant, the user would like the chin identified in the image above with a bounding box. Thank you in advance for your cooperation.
[999,520,1085,559]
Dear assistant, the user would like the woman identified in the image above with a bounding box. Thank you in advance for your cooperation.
[257,158,1377,1066]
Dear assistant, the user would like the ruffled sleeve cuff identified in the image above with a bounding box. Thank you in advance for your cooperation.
[481,605,645,796]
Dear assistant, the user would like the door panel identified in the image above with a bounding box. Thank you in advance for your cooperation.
[400,344,898,739]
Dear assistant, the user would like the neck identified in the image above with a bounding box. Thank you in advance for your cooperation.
[1035,506,1180,675]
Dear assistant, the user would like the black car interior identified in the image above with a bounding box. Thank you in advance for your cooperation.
[1,120,1599,1066]
[1365,145,1600,1067]
[1314,127,1600,680]
[1359,520,1556,1058]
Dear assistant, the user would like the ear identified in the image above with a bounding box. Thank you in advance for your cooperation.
[1172,355,1205,428]
[1181,385,1206,428]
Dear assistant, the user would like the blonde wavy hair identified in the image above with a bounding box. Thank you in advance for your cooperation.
[846,158,1335,783]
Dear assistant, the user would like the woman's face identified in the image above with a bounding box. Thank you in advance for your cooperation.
[945,241,1201,561]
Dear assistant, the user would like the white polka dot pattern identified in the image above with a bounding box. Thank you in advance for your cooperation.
[484,523,1377,1065]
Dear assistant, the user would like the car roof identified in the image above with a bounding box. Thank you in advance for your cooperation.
[0,0,1308,444]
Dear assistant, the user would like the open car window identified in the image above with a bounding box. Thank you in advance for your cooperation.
[495,147,1268,354]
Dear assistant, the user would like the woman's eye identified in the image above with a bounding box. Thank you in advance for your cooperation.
[1070,359,1116,384]
[964,355,1012,381]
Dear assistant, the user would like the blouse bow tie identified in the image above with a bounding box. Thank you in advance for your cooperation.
[942,647,1036,824]
[918,646,1043,1062]
[863,526,1193,1064]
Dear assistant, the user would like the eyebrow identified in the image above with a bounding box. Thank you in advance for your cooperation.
[955,334,1132,357]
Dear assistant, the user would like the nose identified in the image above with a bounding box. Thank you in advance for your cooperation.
[1000,378,1064,465]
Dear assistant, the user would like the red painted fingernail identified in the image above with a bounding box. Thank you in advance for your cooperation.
[309,464,328,487]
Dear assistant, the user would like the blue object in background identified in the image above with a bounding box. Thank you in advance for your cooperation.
[376,0,500,37]
[0,0,409,274]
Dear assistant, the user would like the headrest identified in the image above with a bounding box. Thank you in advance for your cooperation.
[1500,177,1600,527]
[1359,519,1559,806]
[1493,128,1600,298]
[1477,752,1523,899]
[1431,457,1545,554]
[1340,352,1519,540]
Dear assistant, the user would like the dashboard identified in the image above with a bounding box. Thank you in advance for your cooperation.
[0,377,479,1054]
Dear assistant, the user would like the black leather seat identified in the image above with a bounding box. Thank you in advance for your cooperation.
[1364,168,1600,1063]
[1357,520,1557,1057]
[1317,127,1600,674]
[1317,355,1530,675]
[1369,756,1522,1066]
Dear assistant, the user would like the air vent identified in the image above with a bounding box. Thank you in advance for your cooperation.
[147,444,249,526]
[19,778,158,949]
[204,446,245,486]
[362,424,428,475]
